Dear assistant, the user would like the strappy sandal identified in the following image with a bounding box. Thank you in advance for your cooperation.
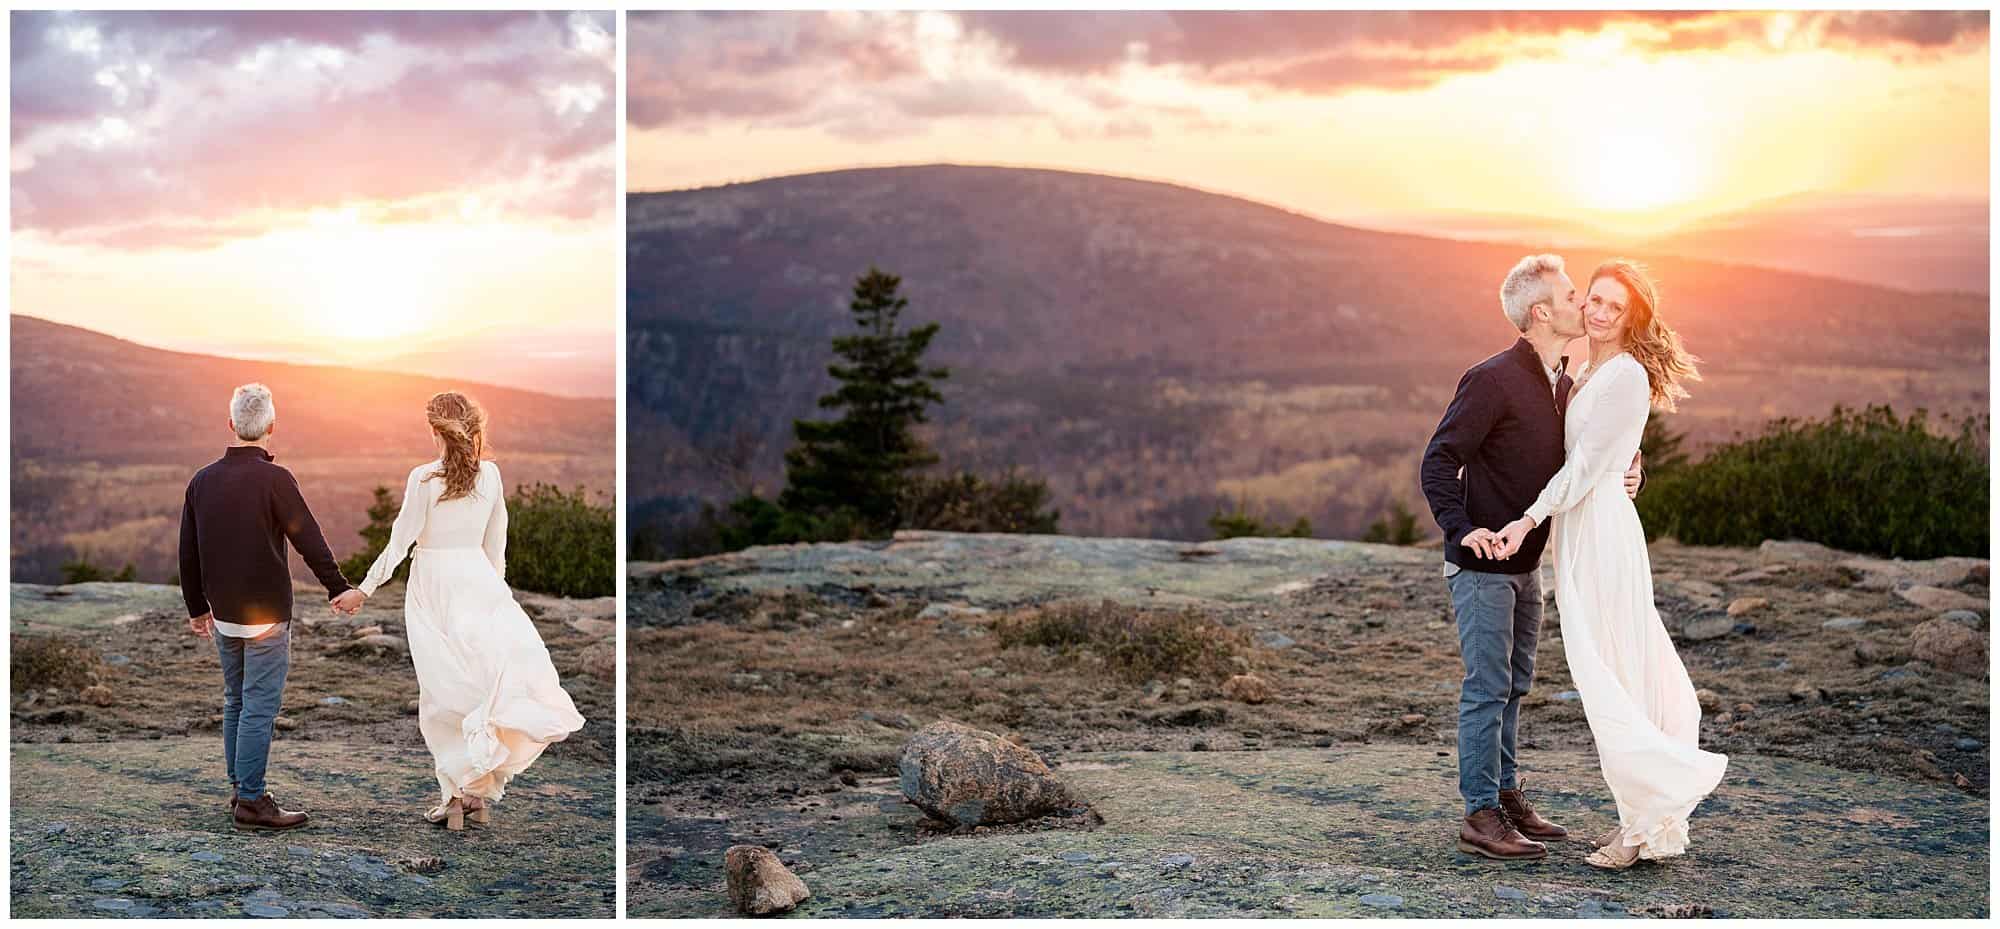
[1584,835,1641,870]
[427,797,466,831]
[465,797,490,825]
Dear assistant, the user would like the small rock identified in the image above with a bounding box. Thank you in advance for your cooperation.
[1359,893,1403,908]
[319,696,348,706]
[273,716,299,731]
[1399,713,1427,726]
[1956,773,1974,789]
[1821,616,1868,631]
[244,903,290,918]
[1695,689,1722,712]
[1681,612,1737,641]
[1221,674,1272,705]
[1955,738,1983,752]
[1898,586,1988,613]
[1734,702,1756,715]
[1714,712,1734,725]
[1493,885,1528,901]
[569,617,615,637]
[1942,610,1985,630]
[577,642,616,682]
[1159,853,1196,870]
[404,699,421,715]
[1788,686,1826,704]
[192,850,224,862]
[80,685,115,707]
[351,625,383,638]
[1254,631,1297,650]
[916,603,988,622]
[1911,618,1987,676]
[1726,596,1769,617]
[1554,690,1581,702]
[724,845,810,915]
[897,720,1075,826]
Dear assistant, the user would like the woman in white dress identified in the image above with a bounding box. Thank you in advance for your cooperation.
[1491,260,1728,869]
[354,391,586,830]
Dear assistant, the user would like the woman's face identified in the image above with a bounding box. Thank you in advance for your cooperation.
[1584,277,1632,345]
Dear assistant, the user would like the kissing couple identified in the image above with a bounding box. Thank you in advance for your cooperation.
[178,384,585,832]
[1421,255,1728,869]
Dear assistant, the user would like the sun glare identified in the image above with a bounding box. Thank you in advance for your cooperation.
[303,223,442,345]
[1570,127,1706,214]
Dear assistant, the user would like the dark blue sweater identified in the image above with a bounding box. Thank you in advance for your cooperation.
[178,446,352,625]
[1420,338,1571,575]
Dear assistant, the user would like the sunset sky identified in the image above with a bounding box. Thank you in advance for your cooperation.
[629,10,1989,236]
[11,11,617,394]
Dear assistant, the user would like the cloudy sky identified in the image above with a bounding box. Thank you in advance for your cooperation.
[628,10,1988,234]
[11,10,616,382]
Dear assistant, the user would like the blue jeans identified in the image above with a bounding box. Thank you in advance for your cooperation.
[216,623,292,799]
[1447,566,1542,816]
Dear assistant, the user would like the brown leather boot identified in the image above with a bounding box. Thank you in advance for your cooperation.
[1498,785,1568,841]
[1458,807,1547,860]
[233,793,309,832]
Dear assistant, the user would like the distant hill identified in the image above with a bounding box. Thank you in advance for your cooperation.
[1366,192,1989,295]
[627,165,1988,549]
[10,315,615,584]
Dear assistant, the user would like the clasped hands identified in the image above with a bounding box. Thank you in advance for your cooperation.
[1461,457,1643,561]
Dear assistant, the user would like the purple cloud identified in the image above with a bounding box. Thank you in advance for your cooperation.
[10,10,615,249]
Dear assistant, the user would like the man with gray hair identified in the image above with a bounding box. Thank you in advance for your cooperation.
[1419,255,1644,860]
[179,382,365,831]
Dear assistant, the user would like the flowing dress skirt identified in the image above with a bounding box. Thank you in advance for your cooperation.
[1549,472,1728,859]
[403,546,585,814]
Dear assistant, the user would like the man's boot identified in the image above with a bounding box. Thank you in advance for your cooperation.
[1458,807,1546,860]
[233,793,309,832]
[1498,785,1568,841]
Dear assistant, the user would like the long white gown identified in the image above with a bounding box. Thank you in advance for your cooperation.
[358,459,586,816]
[1525,352,1728,860]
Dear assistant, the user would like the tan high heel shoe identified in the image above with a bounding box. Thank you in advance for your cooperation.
[1591,826,1621,849]
[1584,834,1641,870]
[440,797,465,831]
[465,797,490,825]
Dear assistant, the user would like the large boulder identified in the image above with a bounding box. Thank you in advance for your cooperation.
[1911,618,1988,676]
[897,721,1074,826]
[724,845,809,915]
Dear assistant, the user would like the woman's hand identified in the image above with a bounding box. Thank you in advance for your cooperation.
[1492,516,1536,560]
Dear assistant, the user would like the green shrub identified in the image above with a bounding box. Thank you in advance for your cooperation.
[1637,405,1988,559]
[996,599,1247,683]
[1209,502,1312,540]
[899,470,1061,534]
[59,554,135,584]
[504,483,616,598]
[1362,499,1423,545]
[339,485,409,587]
[12,635,100,693]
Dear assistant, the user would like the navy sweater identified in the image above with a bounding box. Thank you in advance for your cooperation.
[1420,338,1571,575]
[178,446,352,625]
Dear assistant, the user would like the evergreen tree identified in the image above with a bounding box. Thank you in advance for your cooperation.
[339,485,409,586]
[778,268,948,535]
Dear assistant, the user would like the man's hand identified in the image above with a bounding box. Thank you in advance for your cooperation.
[189,612,213,639]
[1624,450,1644,499]
[331,589,366,615]
[1493,516,1536,560]
[1460,527,1499,560]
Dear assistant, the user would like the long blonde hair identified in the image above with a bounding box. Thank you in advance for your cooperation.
[1590,259,1701,413]
[424,391,487,501]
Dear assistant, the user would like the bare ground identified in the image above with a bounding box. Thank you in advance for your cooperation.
[626,532,1989,917]
[10,580,616,918]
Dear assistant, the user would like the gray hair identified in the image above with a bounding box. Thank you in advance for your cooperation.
[230,383,276,441]
[1499,254,1565,332]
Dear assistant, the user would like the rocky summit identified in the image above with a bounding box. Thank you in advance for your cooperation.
[628,531,1989,918]
[10,581,616,918]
